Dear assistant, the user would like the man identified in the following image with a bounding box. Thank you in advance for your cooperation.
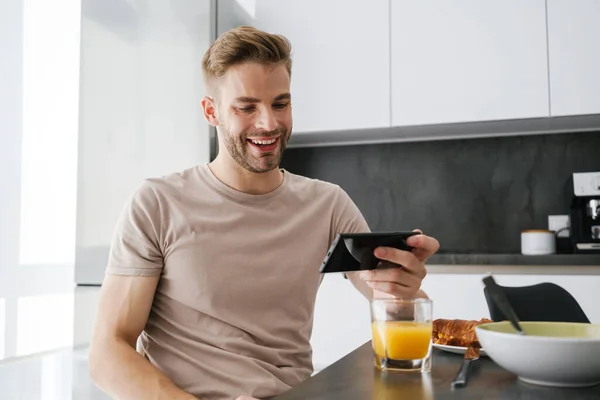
[89,26,439,400]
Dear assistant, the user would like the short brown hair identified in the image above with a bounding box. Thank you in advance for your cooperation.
[202,26,292,94]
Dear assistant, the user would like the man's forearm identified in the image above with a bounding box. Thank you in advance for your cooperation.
[90,337,197,400]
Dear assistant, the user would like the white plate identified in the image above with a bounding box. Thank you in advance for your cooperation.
[433,343,488,357]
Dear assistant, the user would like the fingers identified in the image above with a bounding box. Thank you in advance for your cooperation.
[360,267,421,288]
[407,233,440,262]
[373,247,426,279]
[363,281,419,299]
[359,229,438,298]
[359,264,424,298]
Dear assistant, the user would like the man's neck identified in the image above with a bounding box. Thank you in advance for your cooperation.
[208,155,284,195]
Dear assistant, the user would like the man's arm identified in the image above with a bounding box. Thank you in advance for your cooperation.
[89,274,197,400]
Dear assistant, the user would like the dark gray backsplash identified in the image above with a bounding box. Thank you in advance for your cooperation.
[281,132,600,253]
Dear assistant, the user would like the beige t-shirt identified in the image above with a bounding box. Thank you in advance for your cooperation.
[106,164,369,400]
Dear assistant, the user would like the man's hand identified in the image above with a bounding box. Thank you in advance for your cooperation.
[235,396,259,400]
[358,230,439,298]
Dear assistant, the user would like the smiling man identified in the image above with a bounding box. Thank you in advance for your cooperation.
[89,26,439,400]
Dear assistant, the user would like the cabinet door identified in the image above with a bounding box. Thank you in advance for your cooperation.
[217,0,390,133]
[547,0,600,116]
[391,0,550,126]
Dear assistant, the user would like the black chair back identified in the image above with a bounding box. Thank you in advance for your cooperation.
[484,282,590,323]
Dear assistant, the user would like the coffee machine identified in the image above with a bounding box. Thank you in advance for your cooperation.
[569,172,600,253]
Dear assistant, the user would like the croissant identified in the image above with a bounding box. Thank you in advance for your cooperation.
[432,318,492,348]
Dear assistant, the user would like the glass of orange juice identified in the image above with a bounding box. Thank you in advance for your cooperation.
[370,298,433,373]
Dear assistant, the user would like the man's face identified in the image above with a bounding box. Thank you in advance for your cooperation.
[212,62,292,173]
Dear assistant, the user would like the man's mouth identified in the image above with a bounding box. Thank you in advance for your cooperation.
[246,136,281,153]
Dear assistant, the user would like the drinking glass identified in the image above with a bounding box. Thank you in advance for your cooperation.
[370,298,433,372]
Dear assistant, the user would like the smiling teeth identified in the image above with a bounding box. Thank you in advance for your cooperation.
[251,138,276,145]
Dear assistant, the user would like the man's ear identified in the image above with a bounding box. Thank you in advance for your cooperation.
[201,96,219,127]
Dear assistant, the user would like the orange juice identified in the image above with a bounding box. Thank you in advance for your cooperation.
[371,321,432,360]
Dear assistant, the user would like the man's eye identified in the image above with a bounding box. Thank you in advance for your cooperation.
[238,106,255,113]
[272,102,289,110]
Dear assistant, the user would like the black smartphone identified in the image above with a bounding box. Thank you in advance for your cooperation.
[319,231,419,274]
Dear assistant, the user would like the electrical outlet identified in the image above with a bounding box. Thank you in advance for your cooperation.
[548,215,570,237]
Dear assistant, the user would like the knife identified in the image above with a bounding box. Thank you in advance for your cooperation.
[451,345,480,389]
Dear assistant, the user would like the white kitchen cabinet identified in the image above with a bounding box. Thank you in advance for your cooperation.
[311,274,371,373]
[217,0,390,133]
[547,0,600,116]
[391,0,550,126]
[421,273,600,323]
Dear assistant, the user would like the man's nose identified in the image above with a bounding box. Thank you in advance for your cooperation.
[255,107,277,132]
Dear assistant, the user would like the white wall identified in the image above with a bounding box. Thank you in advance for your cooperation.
[0,0,82,360]
[0,0,24,289]
[75,0,212,284]
[1,0,81,273]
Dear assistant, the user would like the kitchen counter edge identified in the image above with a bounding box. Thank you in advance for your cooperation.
[427,253,600,275]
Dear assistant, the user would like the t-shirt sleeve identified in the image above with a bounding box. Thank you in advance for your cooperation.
[105,181,164,277]
[333,186,371,236]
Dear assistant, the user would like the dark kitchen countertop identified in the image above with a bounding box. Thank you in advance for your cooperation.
[428,253,600,266]
[270,342,600,400]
